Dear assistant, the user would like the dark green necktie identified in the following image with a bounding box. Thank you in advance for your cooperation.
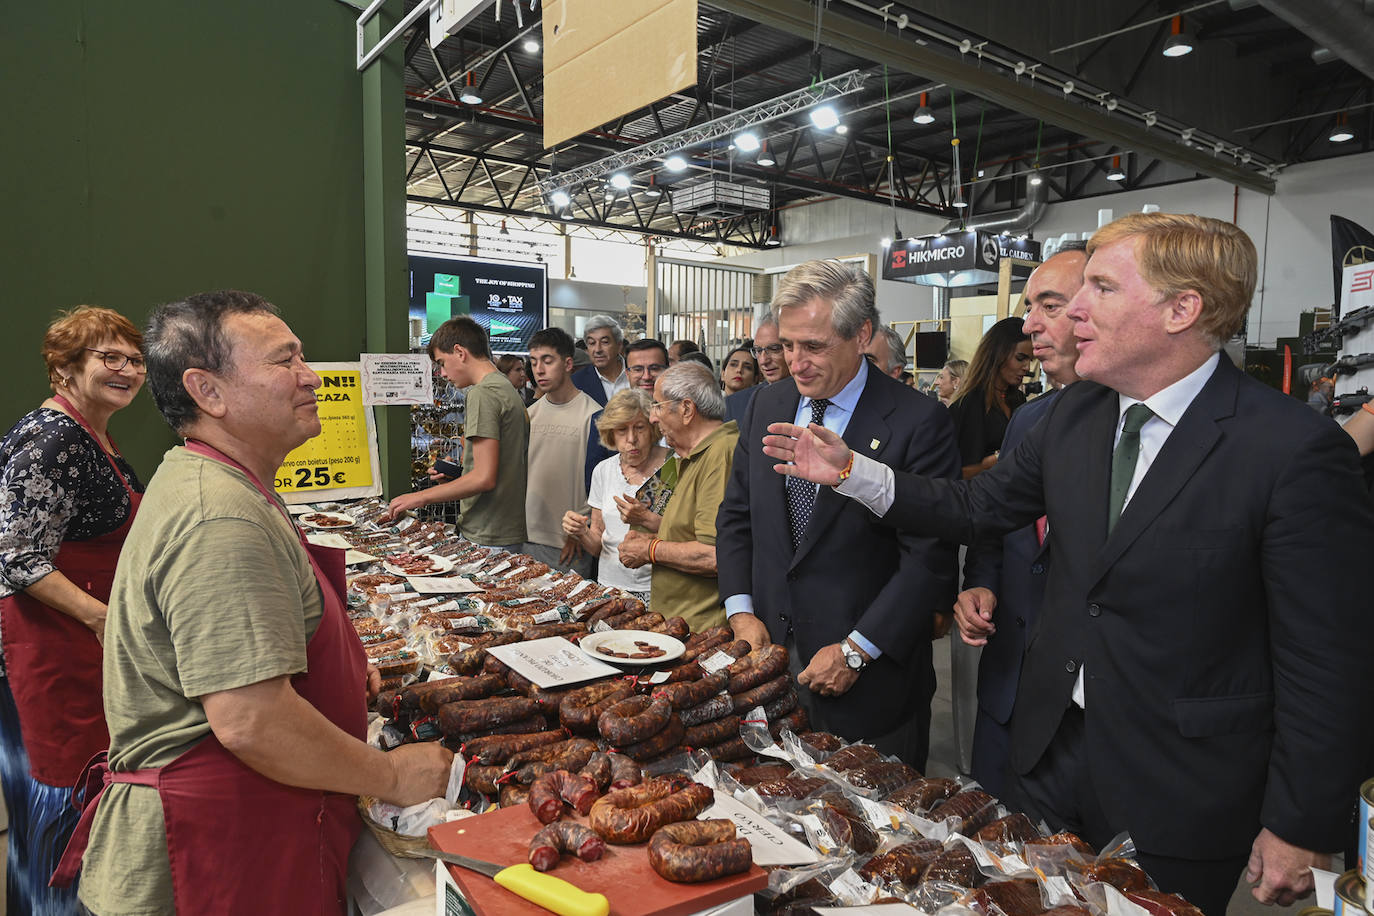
[1108,403,1154,532]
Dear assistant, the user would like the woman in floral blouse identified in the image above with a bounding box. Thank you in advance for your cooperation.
[0,306,146,913]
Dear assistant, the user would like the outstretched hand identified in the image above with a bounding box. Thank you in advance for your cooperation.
[762,422,854,486]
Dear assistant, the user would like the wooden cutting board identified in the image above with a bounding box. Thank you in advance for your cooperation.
[428,803,768,916]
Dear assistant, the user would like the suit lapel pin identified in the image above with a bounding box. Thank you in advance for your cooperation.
[869,438,881,450]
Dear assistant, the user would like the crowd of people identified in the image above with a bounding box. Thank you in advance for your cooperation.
[0,212,1370,915]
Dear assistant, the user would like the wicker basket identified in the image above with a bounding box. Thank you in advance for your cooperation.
[357,795,433,859]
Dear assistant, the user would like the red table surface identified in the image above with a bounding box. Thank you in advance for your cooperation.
[428,802,768,916]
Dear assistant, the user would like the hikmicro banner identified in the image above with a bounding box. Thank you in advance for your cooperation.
[409,254,549,354]
[881,231,1041,287]
[274,363,382,503]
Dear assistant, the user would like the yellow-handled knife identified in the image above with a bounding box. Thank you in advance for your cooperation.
[421,849,610,916]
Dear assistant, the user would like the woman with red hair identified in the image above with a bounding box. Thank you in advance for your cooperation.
[0,305,146,912]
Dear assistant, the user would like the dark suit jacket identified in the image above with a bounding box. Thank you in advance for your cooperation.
[716,369,960,738]
[571,364,612,407]
[881,358,1374,859]
[724,386,759,424]
[962,389,1059,724]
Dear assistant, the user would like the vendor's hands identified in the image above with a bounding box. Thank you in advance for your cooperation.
[381,491,427,524]
[1245,828,1328,906]
[618,530,653,569]
[953,587,998,646]
[763,422,853,486]
[613,494,658,529]
[797,643,860,698]
[365,665,381,702]
[562,511,590,539]
[729,613,771,651]
[382,742,454,807]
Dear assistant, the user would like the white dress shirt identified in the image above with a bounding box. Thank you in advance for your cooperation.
[598,359,629,402]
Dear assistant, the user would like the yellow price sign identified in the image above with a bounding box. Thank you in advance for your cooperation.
[274,363,382,502]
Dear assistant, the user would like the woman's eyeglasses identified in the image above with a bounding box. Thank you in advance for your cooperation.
[86,348,146,372]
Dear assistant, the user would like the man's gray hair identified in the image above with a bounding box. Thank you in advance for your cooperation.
[755,312,778,334]
[583,314,624,344]
[771,260,878,341]
[875,323,907,373]
[659,362,726,421]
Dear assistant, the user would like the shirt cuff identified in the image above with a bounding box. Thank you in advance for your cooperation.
[846,630,882,661]
[723,594,755,618]
[834,452,895,516]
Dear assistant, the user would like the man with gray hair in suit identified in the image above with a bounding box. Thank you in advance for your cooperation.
[571,315,628,406]
[865,323,909,380]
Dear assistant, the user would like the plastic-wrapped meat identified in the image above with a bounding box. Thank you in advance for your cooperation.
[725,762,793,786]
[975,812,1041,846]
[857,837,943,886]
[1124,890,1204,916]
[963,877,1048,916]
[887,777,960,814]
[921,844,981,887]
[811,793,878,854]
[929,789,998,836]
[822,743,884,772]
[1040,907,1091,916]
[1065,856,1149,892]
[797,731,844,756]
[753,775,829,799]
[1025,831,1095,855]
[842,760,921,798]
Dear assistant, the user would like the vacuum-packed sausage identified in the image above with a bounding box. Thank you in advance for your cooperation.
[683,714,741,748]
[559,680,635,734]
[588,778,713,844]
[729,673,790,713]
[679,693,734,727]
[597,695,672,746]
[928,789,998,836]
[528,821,606,872]
[725,644,789,694]
[857,837,943,886]
[618,714,685,761]
[654,671,729,710]
[462,728,568,766]
[648,819,752,883]
[437,696,542,737]
[607,753,642,789]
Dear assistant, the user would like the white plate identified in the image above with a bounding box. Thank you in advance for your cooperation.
[299,511,356,530]
[381,554,456,578]
[579,629,685,666]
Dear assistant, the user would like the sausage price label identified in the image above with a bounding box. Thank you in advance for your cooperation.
[274,365,381,500]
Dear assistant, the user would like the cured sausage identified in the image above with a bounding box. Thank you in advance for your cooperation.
[612,612,664,631]
[725,644,789,694]
[499,783,530,808]
[588,778,714,845]
[417,673,508,714]
[559,681,635,734]
[684,625,734,650]
[797,731,844,754]
[724,763,791,786]
[607,753,642,789]
[857,837,943,886]
[618,714,685,762]
[648,819,752,883]
[823,744,884,772]
[679,693,734,727]
[448,714,550,747]
[963,878,1046,916]
[528,821,606,872]
[921,844,979,887]
[928,789,998,836]
[841,760,921,798]
[578,752,613,792]
[447,632,522,675]
[767,705,809,738]
[1065,857,1150,892]
[465,764,505,795]
[700,736,753,762]
[528,769,600,823]
[437,696,542,737]
[810,794,878,854]
[975,812,1040,846]
[761,686,798,720]
[505,737,599,774]
[683,714,741,749]
[597,695,672,746]
[520,621,588,642]
[730,673,790,713]
[653,671,729,710]
[1024,831,1095,855]
[647,616,691,639]
[462,729,568,766]
[753,775,830,799]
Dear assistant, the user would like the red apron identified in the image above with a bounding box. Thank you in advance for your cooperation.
[52,440,367,916]
[0,395,140,786]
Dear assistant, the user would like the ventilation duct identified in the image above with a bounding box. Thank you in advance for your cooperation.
[940,173,1048,234]
[1257,0,1374,82]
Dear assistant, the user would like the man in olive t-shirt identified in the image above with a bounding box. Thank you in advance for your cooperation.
[385,318,529,546]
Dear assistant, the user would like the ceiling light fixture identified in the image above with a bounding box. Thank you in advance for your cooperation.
[764,226,782,247]
[459,72,482,105]
[608,172,632,190]
[756,141,776,167]
[550,189,571,208]
[499,219,510,235]
[1162,15,1194,58]
[1330,113,1354,143]
[733,131,760,153]
[1029,170,1044,187]
[643,175,662,198]
[1107,155,1126,181]
[810,103,841,130]
[835,124,849,135]
[664,154,688,172]
[913,92,935,125]
[523,38,540,53]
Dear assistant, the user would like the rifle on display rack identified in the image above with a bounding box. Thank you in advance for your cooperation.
[1325,353,1374,377]
[1307,306,1374,351]
[1331,387,1372,416]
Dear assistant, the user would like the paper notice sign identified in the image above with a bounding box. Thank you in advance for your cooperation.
[486,637,619,689]
[407,576,483,595]
[287,504,314,515]
[703,792,818,866]
[699,650,735,673]
[305,532,352,549]
[360,353,434,406]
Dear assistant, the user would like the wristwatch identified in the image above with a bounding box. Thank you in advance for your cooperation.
[841,639,868,670]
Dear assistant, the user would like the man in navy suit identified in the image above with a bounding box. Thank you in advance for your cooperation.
[725,315,789,423]
[956,242,1087,798]
[763,214,1374,915]
[571,315,628,407]
[717,260,959,768]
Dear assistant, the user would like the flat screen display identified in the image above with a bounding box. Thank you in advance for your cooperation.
[913,331,949,369]
[408,254,548,355]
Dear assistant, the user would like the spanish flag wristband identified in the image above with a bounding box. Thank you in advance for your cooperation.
[834,452,856,486]
[649,537,662,564]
